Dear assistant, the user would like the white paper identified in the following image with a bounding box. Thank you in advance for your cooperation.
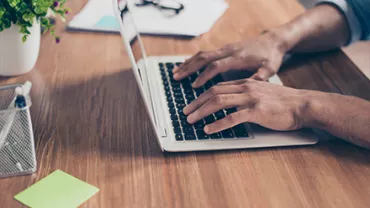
[67,0,228,39]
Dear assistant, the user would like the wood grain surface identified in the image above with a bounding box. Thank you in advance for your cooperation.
[0,0,369,208]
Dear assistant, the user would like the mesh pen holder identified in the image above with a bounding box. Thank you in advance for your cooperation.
[0,82,36,178]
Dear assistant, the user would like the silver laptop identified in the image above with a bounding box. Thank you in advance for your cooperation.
[113,0,318,152]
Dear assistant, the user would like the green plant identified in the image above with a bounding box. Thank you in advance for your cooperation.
[0,0,70,43]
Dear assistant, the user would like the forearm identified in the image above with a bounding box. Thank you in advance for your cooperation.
[271,4,350,53]
[304,91,370,148]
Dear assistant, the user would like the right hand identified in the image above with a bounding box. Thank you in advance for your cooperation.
[183,79,312,134]
[173,32,286,88]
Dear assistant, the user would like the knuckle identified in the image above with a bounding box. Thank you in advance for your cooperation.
[253,75,265,81]
[212,95,225,105]
[197,51,208,61]
[240,83,250,91]
[208,86,219,95]
[226,113,238,123]
[246,78,256,83]
[208,61,220,69]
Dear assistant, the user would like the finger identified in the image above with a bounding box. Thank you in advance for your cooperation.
[192,57,235,88]
[183,84,246,115]
[173,57,194,73]
[173,50,229,80]
[187,94,247,124]
[204,109,256,134]
[173,67,180,73]
[216,79,249,86]
[250,67,275,81]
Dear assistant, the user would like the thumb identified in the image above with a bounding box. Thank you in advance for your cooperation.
[250,67,275,81]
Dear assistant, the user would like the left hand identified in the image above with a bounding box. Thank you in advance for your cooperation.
[183,79,312,134]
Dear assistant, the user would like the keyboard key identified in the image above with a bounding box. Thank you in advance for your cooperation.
[185,134,196,140]
[163,80,169,86]
[221,129,234,138]
[168,71,174,77]
[189,74,198,82]
[164,85,170,91]
[172,87,182,93]
[226,108,237,115]
[181,120,191,127]
[170,114,178,120]
[177,108,184,114]
[175,134,183,141]
[233,124,249,138]
[167,102,174,109]
[196,130,209,140]
[175,62,182,66]
[176,103,186,109]
[195,88,204,96]
[204,81,213,90]
[172,121,180,127]
[165,90,172,97]
[183,88,193,94]
[186,98,194,104]
[159,63,164,67]
[182,127,194,133]
[173,92,183,97]
[194,120,205,129]
[215,110,226,119]
[182,84,192,90]
[213,74,223,83]
[210,132,222,139]
[169,108,176,115]
[177,107,183,114]
[205,115,215,124]
[185,94,195,102]
[171,82,180,87]
[175,97,185,103]
[173,127,182,134]
[179,114,187,120]
[166,63,174,70]
[181,78,191,85]
[167,96,173,103]
[199,67,206,73]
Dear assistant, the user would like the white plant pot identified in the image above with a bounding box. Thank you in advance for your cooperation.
[0,21,40,76]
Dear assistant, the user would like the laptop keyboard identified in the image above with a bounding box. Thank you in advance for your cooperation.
[159,62,249,141]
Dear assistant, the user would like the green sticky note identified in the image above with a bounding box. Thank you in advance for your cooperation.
[14,170,99,208]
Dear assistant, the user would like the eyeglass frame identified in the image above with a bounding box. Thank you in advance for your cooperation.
[118,0,185,19]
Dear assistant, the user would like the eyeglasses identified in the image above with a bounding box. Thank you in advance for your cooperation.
[136,0,184,16]
[118,0,185,18]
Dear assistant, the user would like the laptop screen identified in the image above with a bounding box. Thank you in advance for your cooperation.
[114,0,148,81]
[114,0,162,130]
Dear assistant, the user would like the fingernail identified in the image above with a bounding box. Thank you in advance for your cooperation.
[187,114,196,124]
[183,106,190,115]
[204,126,211,134]
[192,80,199,88]
[173,73,180,80]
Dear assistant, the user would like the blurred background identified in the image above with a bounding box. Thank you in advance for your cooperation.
[300,0,370,79]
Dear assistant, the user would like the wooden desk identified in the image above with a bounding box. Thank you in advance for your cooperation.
[1,0,369,207]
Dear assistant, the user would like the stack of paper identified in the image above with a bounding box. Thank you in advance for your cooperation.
[67,0,229,38]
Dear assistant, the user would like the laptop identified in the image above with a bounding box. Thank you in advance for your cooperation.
[113,0,318,152]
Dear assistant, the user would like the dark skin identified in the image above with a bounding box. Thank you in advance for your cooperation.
[173,5,370,149]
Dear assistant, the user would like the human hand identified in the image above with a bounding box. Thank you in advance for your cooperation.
[183,79,312,134]
[173,32,286,88]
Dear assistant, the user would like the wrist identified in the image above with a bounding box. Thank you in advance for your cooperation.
[265,25,300,54]
[299,90,331,130]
